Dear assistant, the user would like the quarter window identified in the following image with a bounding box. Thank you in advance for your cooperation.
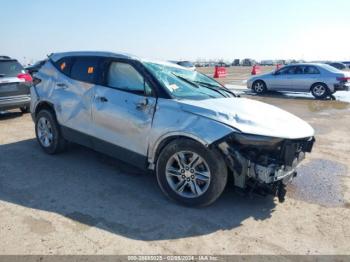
[107,62,152,95]
[70,57,101,84]
[54,57,73,76]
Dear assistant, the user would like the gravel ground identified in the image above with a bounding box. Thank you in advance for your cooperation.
[0,67,349,255]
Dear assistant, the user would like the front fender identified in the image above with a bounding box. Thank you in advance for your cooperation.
[147,98,237,167]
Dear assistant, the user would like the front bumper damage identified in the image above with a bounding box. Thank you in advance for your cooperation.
[217,133,315,202]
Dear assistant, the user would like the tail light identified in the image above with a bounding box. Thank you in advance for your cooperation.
[17,73,33,82]
[337,77,350,82]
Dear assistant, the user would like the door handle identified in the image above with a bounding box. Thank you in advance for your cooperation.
[56,83,68,89]
[96,96,108,102]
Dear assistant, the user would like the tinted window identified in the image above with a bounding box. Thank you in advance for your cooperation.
[54,57,73,76]
[0,60,24,76]
[177,61,194,68]
[277,66,297,75]
[304,66,320,74]
[295,66,304,74]
[107,62,151,95]
[70,57,100,84]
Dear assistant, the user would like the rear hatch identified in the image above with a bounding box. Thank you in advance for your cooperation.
[0,60,31,98]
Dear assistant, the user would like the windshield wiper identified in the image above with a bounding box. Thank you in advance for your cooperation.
[0,74,5,77]
[193,81,237,97]
[172,73,200,88]
[171,74,220,98]
[172,73,232,98]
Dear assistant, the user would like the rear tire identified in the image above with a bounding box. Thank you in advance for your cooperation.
[252,80,267,94]
[156,139,228,207]
[35,109,67,154]
[311,83,329,99]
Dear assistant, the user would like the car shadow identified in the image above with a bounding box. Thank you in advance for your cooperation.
[0,139,276,241]
[244,90,330,100]
[0,110,25,120]
[240,90,350,113]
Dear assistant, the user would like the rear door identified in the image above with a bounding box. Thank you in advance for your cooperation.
[292,65,321,91]
[51,56,101,138]
[0,60,30,98]
[91,59,157,167]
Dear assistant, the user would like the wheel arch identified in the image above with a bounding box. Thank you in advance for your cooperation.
[253,79,266,86]
[34,101,56,120]
[149,133,209,169]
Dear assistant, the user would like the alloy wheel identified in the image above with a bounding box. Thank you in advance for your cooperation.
[254,82,264,93]
[313,85,326,97]
[165,151,211,198]
[37,117,54,147]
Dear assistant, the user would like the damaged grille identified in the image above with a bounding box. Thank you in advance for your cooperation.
[281,137,315,166]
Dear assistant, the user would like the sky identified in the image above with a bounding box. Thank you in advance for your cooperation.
[1,0,350,64]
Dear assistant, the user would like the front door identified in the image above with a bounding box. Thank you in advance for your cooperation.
[269,66,297,90]
[92,60,156,167]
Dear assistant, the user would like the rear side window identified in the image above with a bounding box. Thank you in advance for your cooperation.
[70,57,101,84]
[54,57,73,76]
[304,66,320,74]
[0,60,24,77]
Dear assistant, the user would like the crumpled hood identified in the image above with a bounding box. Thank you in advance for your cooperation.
[178,97,315,139]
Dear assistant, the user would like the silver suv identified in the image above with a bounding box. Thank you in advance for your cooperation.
[31,51,315,206]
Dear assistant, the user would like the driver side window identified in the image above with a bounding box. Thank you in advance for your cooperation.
[107,62,152,95]
[277,66,297,75]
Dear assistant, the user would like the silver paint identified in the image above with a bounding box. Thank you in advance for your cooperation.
[31,51,315,173]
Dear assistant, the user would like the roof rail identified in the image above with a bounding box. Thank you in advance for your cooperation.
[0,55,11,60]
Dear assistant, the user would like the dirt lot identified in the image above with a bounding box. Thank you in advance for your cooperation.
[0,67,350,255]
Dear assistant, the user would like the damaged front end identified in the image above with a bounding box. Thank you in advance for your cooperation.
[217,133,315,202]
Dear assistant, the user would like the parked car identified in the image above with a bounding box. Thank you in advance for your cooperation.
[232,59,240,66]
[31,51,315,206]
[341,61,350,69]
[170,60,196,71]
[25,59,47,75]
[325,62,347,70]
[247,63,350,99]
[241,58,255,66]
[216,62,230,67]
[0,56,32,113]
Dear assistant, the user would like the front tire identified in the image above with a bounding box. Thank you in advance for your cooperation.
[311,83,329,99]
[35,109,67,154]
[156,139,228,207]
[252,80,267,94]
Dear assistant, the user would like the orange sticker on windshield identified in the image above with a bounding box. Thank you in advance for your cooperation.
[60,62,66,70]
[88,67,94,74]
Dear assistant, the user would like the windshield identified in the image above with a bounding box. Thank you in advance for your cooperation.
[143,62,233,100]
